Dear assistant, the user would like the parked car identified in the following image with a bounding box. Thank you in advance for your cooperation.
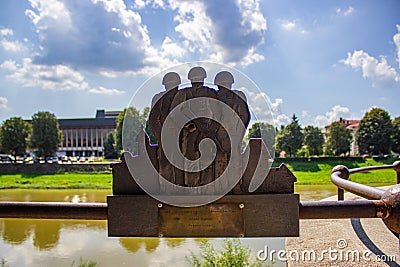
[24,156,34,164]
[46,157,59,164]
[0,154,15,163]
[15,156,24,163]
[34,157,46,163]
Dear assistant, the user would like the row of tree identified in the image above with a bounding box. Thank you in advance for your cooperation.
[1,107,399,159]
[0,112,61,158]
[248,107,400,157]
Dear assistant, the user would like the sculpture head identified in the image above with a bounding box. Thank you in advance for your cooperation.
[188,67,207,87]
[162,72,181,91]
[214,71,234,90]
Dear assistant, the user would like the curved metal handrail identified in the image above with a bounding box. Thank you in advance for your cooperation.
[330,161,400,235]
[331,161,400,200]
[331,170,386,200]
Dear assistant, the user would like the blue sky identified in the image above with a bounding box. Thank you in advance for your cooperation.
[0,0,399,127]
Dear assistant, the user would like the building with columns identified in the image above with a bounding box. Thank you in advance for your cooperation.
[57,110,120,157]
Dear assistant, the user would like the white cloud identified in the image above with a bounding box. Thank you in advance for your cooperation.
[344,6,354,16]
[88,86,125,95]
[168,0,267,66]
[341,50,400,88]
[0,60,18,71]
[1,0,267,88]
[0,39,25,52]
[240,87,287,125]
[0,28,14,37]
[153,0,165,9]
[238,0,267,33]
[160,36,186,58]
[279,19,306,34]
[0,97,8,109]
[341,25,400,88]
[394,24,400,69]
[0,27,26,52]
[25,0,154,73]
[281,21,296,31]
[314,105,350,127]
[133,0,147,9]
[133,0,165,9]
[238,47,264,66]
[170,1,213,52]
[14,0,267,78]
[1,58,88,91]
[26,0,73,28]
[336,6,354,16]
[275,114,290,126]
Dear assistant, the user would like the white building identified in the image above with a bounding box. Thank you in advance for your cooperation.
[57,110,120,157]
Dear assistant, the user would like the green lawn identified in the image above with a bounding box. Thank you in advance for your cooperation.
[0,158,397,189]
[275,158,398,185]
[0,173,112,189]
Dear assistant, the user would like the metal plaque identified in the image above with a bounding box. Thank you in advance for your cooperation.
[158,203,244,237]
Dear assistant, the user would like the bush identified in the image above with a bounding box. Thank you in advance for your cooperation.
[187,239,271,267]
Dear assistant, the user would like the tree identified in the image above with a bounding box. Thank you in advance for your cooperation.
[143,106,156,144]
[0,117,31,156]
[30,111,62,157]
[303,126,324,156]
[276,114,304,157]
[392,117,400,154]
[115,107,154,155]
[104,132,119,159]
[325,121,352,156]
[356,108,392,155]
[246,122,276,156]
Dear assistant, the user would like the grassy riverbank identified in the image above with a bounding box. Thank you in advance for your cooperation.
[0,173,112,189]
[276,157,397,185]
[0,158,397,189]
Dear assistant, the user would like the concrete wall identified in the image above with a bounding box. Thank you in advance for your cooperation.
[0,163,113,174]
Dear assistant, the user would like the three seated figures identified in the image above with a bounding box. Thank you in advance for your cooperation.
[117,66,296,196]
[148,66,250,191]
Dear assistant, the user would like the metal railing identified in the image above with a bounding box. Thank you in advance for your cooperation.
[0,199,390,220]
[331,161,400,200]
[0,161,399,235]
[330,161,400,235]
[0,201,107,220]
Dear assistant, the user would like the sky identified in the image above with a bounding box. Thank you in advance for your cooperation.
[0,0,399,128]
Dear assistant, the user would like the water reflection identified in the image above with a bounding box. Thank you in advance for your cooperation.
[0,218,106,251]
[0,187,346,267]
[165,238,186,248]
[32,220,60,250]
[119,238,160,253]
[1,219,31,245]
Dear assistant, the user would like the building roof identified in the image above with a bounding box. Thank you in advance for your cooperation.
[339,118,360,131]
[58,109,120,128]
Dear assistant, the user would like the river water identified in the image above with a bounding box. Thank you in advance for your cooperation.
[0,185,363,266]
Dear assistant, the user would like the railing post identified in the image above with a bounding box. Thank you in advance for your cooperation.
[394,161,400,184]
[332,165,350,201]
